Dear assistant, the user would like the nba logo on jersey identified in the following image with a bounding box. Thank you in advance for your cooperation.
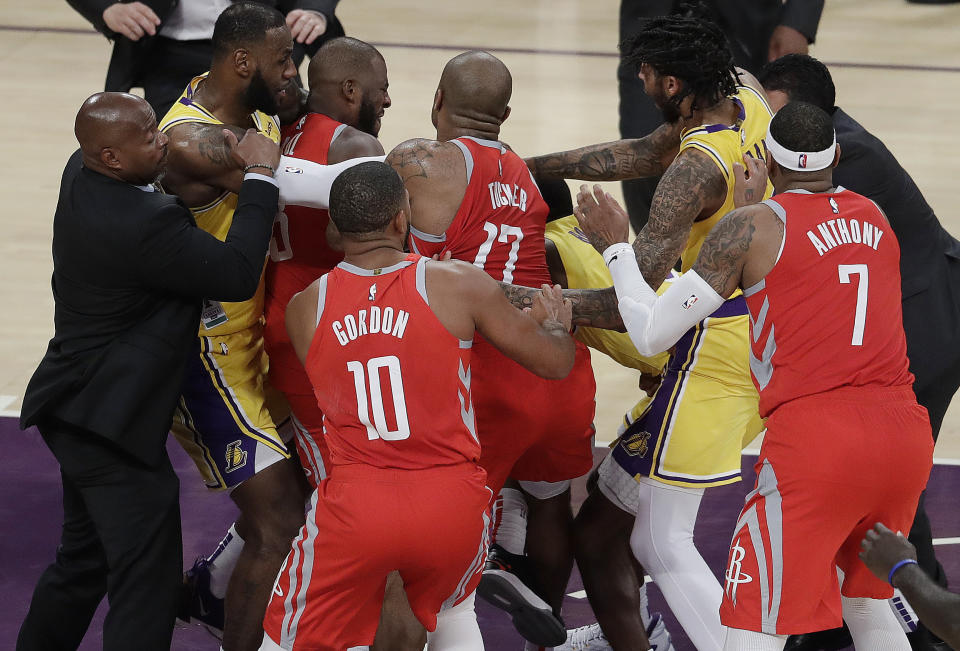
[682,294,699,309]
[368,283,377,301]
[829,198,840,214]
[798,154,808,168]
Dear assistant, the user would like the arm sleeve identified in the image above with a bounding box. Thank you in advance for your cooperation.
[277,154,386,209]
[780,0,825,43]
[605,243,724,356]
[65,0,116,36]
[136,176,279,302]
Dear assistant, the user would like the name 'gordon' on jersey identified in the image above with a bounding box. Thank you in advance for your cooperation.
[332,299,410,346]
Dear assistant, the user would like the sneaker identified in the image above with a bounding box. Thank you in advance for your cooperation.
[646,612,674,651]
[178,557,225,640]
[476,544,566,647]
[554,623,612,651]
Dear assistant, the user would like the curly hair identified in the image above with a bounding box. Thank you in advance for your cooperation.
[620,13,738,112]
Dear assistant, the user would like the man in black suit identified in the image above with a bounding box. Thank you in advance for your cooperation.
[758,54,960,651]
[618,0,824,232]
[65,0,343,118]
[16,91,281,651]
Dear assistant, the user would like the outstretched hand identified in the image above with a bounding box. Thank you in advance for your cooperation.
[574,184,631,255]
[733,154,768,208]
[526,284,573,332]
[859,522,918,582]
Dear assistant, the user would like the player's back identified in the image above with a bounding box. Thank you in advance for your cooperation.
[305,255,480,471]
[681,85,774,271]
[413,136,552,288]
[747,189,915,416]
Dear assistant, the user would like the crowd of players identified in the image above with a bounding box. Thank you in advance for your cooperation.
[17,2,960,651]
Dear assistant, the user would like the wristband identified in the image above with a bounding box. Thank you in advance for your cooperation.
[602,242,633,268]
[888,559,918,586]
[243,163,276,175]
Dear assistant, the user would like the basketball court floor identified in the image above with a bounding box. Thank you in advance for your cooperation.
[0,0,958,648]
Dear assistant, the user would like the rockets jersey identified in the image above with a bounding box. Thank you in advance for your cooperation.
[745,188,915,416]
[159,73,281,336]
[305,255,481,470]
[679,85,774,274]
[409,136,552,288]
[545,215,669,374]
[266,112,347,304]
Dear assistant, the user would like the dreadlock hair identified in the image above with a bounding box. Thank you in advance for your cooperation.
[620,13,738,114]
[759,54,836,114]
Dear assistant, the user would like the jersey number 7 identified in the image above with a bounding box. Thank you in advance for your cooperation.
[838,264,868,346]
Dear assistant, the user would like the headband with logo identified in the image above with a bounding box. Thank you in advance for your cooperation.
[765,123,837,172]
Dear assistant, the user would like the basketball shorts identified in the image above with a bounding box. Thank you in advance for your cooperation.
[608,303,764,490]
[719,386,933,635]
[263,463,491,651]
[172,325,291,490]
[473,339,596,494]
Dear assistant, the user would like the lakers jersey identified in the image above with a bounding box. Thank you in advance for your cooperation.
[545,215,668,375]
[679,85,774,272]
[159,73,281,336]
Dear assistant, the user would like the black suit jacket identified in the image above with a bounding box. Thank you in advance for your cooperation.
[21,150,279,465]
[66,0,342,93]
[832,107,960,401]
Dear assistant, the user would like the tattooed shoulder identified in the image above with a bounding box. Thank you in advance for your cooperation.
[693,207,757,297]
[386,138,449,182]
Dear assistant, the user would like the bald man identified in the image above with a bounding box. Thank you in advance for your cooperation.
[17,92,279,651]
[386,51,597,646]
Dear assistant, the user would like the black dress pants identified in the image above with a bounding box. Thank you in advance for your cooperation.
[17,420,182,651]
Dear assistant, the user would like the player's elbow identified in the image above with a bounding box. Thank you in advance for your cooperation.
[533,339,576,380]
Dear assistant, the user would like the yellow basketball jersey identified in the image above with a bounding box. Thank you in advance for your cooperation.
[679,85,774,272]
[545,215,669,375]
[159,74,281,336]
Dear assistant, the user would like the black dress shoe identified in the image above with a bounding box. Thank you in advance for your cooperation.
[785,626,853,651]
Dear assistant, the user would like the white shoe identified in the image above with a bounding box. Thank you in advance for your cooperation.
[646,613,675,651]
[553,623,612,651]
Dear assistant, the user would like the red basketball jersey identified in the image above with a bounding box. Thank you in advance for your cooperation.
[409,136,552,288]
[266,112,346,308]
[305,255,481,470]
[745,189,915,416]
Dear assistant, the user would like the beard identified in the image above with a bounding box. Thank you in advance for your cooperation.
[245,69,279,115]
[357,95,379,136]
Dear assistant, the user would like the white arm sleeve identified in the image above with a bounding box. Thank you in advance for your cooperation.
[603,242,725,356]
[276,155,386,209]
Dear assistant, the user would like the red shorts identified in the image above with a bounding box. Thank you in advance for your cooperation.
[263,463,491,651]
[720,386,933,635]
[265,293,332,487]
[473,338,596,494]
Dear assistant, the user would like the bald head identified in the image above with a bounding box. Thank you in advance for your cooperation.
[74,92,168,185]
[308,37,383,88]
[437,51,512,121]
[75,92,154,157]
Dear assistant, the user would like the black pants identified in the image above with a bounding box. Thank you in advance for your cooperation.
[17,420,182,651]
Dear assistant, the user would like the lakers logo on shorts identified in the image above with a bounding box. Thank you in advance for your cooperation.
[225,440,248,473]
[724,538,753,604]
[620,430,651,457]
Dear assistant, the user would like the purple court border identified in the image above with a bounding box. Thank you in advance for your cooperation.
[3,23,960,75]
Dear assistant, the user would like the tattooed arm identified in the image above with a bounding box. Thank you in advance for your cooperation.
[386,138,467,239]
[161,122,249,206]
[500,283,625,331]
[525,121,681,181]
[694,203,783,296]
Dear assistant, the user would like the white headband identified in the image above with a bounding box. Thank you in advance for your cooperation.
[765,123,837,172]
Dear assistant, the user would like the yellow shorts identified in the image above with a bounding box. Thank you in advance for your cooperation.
[608,299,764,489]
[172,324,291,490]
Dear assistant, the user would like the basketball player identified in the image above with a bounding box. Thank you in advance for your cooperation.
[157,4,307,650]
[504,16,768,650]
[260,161,576,650]
[386,51,598,647]
[575,100,933,651]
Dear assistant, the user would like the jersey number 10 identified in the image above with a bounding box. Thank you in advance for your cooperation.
[347,355,411,441]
